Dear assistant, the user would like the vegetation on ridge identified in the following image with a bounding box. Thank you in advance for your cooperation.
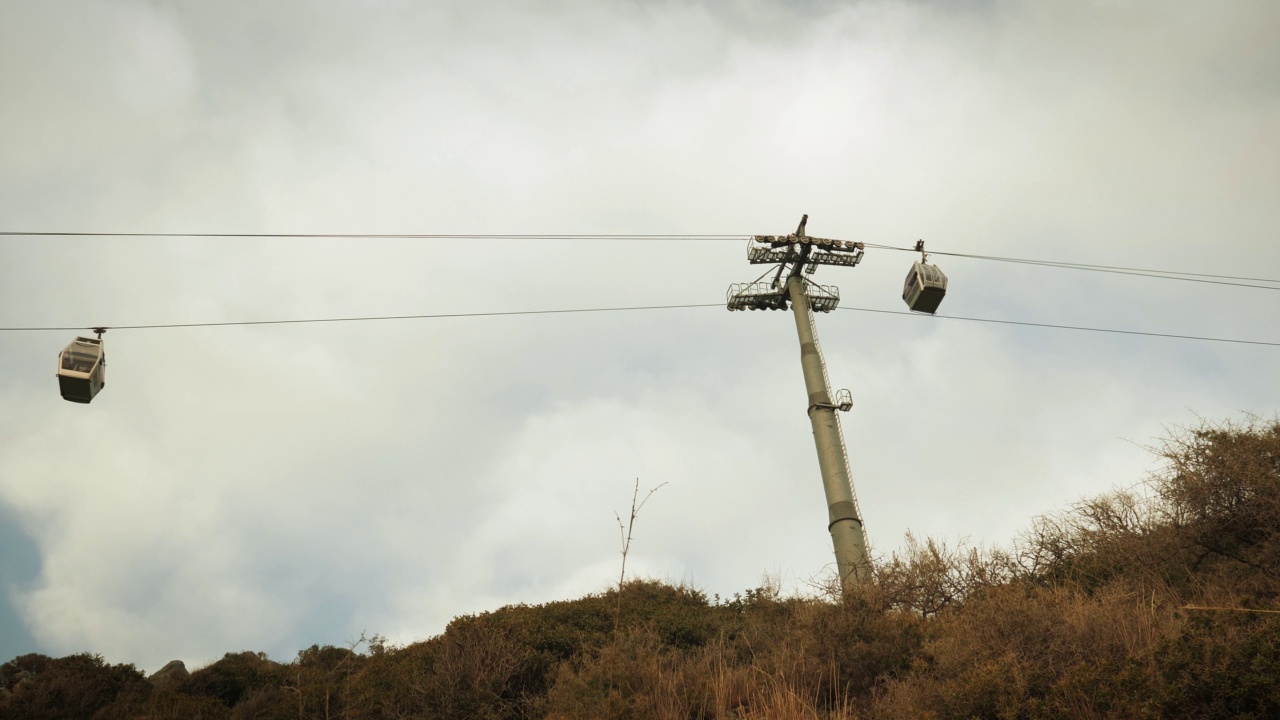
[3,417,1279,718]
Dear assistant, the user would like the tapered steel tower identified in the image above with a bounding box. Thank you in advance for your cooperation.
[727,215,871,594]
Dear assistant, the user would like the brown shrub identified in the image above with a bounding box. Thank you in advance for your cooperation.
[347,618,534,719]
[1152,610,1280,718]
[0,653,145,720]
[873,580,1179,719]
[1154,418,1280,600]
[873,533,1013,618]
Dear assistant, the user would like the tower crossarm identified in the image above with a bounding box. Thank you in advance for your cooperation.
[749,235,865,269]
[726,278,839,312]
[726,282,788,311]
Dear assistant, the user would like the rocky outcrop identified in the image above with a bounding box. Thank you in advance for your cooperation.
[147,660,189,691]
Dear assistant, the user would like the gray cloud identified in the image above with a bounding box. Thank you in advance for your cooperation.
[1,0,1278,670]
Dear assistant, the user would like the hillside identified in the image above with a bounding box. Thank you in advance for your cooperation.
[3,417,1279,719]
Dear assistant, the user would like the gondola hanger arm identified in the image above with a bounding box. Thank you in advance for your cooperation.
[914,239,928,263]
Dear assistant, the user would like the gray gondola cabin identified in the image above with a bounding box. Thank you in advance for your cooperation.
[57,336,106,403]
[903,261,948,314]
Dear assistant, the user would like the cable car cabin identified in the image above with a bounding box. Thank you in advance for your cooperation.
[57,336,106,403]
[903,261,948,314]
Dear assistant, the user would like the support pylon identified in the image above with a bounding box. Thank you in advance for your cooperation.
[726,215,871,595]
[786,275,870,592]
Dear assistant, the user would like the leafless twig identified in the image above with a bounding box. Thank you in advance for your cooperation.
[615,478,667,638]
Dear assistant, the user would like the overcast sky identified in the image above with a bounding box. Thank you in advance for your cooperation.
[1,0,1278,672]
